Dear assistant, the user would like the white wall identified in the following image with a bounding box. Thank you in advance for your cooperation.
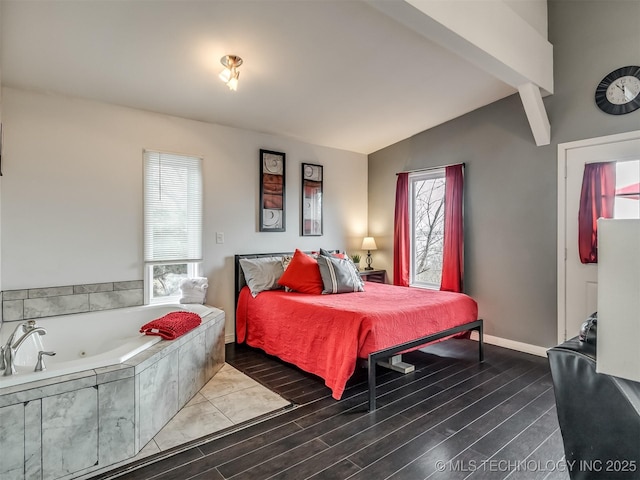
[504,0,547,38]
[2,87,368,338]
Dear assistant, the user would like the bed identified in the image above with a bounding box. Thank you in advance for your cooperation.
[235,251,483,411]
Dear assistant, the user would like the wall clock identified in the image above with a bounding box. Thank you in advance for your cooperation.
[595,66,640,115]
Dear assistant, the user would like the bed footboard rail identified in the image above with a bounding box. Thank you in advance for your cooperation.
[367,319,484,412]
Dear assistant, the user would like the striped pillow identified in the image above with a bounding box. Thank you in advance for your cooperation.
[317,254,364,294]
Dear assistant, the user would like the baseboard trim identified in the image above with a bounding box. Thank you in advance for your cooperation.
[470,331,549,358]
[225,333,236,344]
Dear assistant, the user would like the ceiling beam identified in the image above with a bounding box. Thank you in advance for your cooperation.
[368,0,553,145]
[519,82,551,146]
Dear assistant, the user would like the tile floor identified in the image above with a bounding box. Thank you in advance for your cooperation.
[135,364,291,456]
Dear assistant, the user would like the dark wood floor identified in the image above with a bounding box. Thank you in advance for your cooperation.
[96,339,569,480]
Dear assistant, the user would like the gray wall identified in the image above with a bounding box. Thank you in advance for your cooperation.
[367,0,640,349]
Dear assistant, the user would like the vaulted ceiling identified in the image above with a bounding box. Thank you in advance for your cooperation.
[1,0,553,154]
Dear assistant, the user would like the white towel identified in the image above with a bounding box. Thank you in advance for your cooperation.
[180,277,208,304]
[180,295,205,304]
[180,277,208,291]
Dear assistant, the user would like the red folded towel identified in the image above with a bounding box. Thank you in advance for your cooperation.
[139,311,202,340]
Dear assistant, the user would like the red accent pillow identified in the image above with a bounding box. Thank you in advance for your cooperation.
[278,249,323,294]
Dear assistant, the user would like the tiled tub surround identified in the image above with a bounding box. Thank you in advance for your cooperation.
[0,306,225,480]
[2,280,144,322]
[0,304,211,389]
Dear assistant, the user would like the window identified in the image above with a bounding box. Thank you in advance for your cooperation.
[144,150,203,303]
[614,159,640,219]
[409,169,446,288]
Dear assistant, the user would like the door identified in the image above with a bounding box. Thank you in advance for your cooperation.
[558,131,640,343]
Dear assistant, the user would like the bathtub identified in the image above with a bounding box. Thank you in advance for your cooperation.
[0,303,214,389]
[1,303,225,479]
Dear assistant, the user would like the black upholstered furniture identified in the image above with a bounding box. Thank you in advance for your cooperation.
[547,316,640,480]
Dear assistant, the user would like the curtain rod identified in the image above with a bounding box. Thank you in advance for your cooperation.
[396,162,465,176]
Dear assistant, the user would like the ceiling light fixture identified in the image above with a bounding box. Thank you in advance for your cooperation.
[219,55,243,91]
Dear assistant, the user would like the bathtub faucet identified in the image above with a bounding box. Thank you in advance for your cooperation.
[1,320,48,376]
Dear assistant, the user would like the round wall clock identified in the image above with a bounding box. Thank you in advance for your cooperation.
[595,66,640,115]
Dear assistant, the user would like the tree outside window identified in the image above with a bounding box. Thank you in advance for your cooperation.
[410,170,445,287]
[152,264,188,298]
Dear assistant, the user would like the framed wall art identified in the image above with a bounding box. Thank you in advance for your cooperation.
[259,149,286,232]
[301,163,323,236]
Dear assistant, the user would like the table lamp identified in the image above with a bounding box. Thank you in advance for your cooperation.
[361,237,377,271]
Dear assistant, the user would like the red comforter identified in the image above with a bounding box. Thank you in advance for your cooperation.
[236,282,478,400]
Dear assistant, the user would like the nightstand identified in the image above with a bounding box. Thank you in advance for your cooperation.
[359,269,386,284]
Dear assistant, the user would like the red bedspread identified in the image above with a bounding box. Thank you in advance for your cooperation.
[236,282,478,400]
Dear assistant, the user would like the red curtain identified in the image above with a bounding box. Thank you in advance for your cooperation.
[440,164,464,293]
[578,162,616,264]
[393,173,410,286]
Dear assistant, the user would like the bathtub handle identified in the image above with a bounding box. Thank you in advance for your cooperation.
[35,351,56,372]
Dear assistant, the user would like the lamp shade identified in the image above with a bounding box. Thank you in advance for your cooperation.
[596,218,640,382]
[227,75,239,91]
[218,68,232,83]
[361,237,377,250]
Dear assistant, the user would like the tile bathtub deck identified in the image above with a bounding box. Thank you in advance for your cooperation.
[135,364,291,455]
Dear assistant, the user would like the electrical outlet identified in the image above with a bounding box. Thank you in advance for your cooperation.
[216,232,225,244]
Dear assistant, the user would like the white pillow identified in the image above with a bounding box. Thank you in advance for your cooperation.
[239,257,284,297]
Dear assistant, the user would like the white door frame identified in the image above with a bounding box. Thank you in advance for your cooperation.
[557,130,640,344]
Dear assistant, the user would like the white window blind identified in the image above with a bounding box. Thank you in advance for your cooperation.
[144,150,202,263]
